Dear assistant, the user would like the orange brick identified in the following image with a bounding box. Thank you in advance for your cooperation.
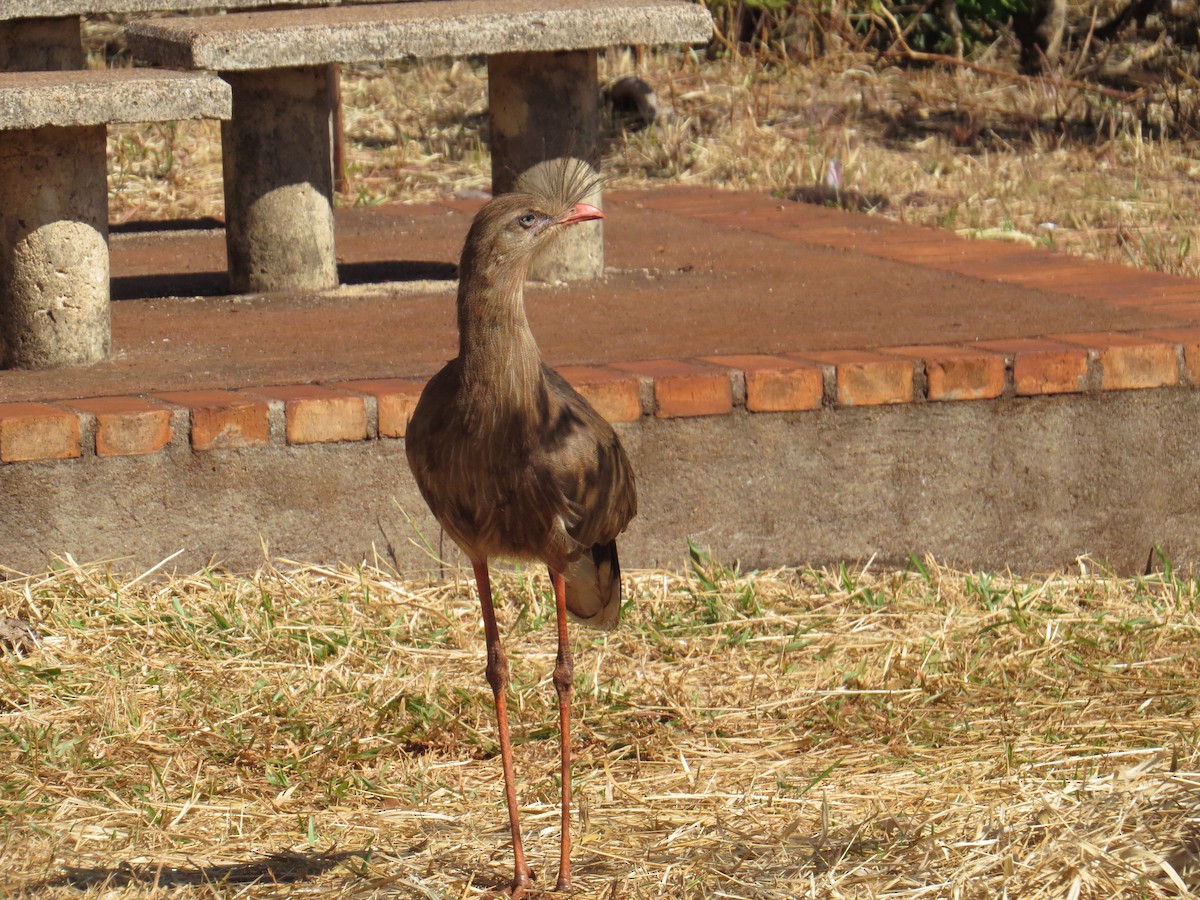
[701,354,823,412]
[636,189,746,217]
[1000,261,1148,299]
[1144,302,1200,322]
[335,378,426,438]
[883,345,1005,401]
[1051,333,1178,391]
[67,396,173,457]
[609,359,733,418]
[0,403,81,463]
[872,234,1029,269]
[436,195,489,215]
[1122,282,1200,307]
[1141,328,1200,387]
[790,350,914,407]
[153,390,270,451]
[555,366,643,423]
[247,385,367,445]
[962,255,1096,288]
[974,338,1090,396]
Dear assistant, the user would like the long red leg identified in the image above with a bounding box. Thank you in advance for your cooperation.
[550,569,574,892]
[473,560,533,898]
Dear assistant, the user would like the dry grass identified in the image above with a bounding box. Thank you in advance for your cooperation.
[3,553,1200,897]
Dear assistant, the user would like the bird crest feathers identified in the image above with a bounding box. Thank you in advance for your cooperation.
[513,157,607,219]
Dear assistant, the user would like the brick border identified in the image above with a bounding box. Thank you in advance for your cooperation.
[3,328,1200,463]
[624,188,1198,314]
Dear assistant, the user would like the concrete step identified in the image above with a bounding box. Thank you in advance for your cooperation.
[3,188,1200,575]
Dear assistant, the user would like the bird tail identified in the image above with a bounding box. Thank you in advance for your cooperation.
[561,540,623,630]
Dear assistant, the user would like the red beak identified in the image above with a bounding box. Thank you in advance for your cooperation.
[557,202,604,226]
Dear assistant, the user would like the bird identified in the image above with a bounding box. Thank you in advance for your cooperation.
[405,160,637,897]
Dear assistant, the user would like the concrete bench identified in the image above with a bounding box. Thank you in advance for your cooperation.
[127,0,713,291]
[0,1,369,70]
[0,68,231,368]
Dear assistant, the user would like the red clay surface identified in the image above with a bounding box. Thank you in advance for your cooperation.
[2,187,1197,403]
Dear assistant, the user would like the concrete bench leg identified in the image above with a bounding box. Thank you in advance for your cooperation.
[489,50,603,282]
[0,125,110,369]
[0,17,85,70]
[221,66,338,293]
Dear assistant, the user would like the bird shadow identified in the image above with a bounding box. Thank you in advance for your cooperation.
[25,849,366,892]
[23,840,625,896]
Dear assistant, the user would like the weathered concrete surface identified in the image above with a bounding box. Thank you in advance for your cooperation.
[221,67,338,292]
[2,390,1198,576]
[0,125,110,368]
[0,70,229,369]
[490,51,603,281]
[0,69,231,128]
[126,0,714,71]
[0,17,83,69]
[2,0,363,15]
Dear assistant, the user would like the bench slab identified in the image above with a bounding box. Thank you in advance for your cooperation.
[0,69,232,129]
[1,0,368,19]
[0,3,393,70]
[126,0,713,70]
[122,0,710,292]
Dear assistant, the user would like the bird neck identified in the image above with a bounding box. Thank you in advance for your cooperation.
[456,260,544,404]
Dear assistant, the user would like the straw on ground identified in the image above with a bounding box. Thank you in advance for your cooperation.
[2,553,1199,897]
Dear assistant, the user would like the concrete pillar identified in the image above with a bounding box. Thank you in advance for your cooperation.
[221,66,338,293]
[0,17,85,70]
[0,125,110,369]
[488,50,603,282]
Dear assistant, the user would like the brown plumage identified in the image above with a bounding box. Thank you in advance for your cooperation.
[406,161,637,896]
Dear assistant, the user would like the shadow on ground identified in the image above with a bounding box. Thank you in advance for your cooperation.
[111,260,458,301]
[28,849,366,891]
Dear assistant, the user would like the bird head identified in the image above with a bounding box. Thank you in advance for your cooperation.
[460,159,605,279]
[469,194,603,261]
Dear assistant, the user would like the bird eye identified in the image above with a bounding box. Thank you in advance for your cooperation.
[518,213,538,229]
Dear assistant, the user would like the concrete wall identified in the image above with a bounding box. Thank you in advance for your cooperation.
[2,388,1196,577]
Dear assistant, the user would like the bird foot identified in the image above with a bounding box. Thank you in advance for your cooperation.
[484,869,534,899]
[483,885,525,899]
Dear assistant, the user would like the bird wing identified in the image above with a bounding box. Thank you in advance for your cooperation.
[536,366,637,628]
[538,365,637,551]
[408,360,575,564]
